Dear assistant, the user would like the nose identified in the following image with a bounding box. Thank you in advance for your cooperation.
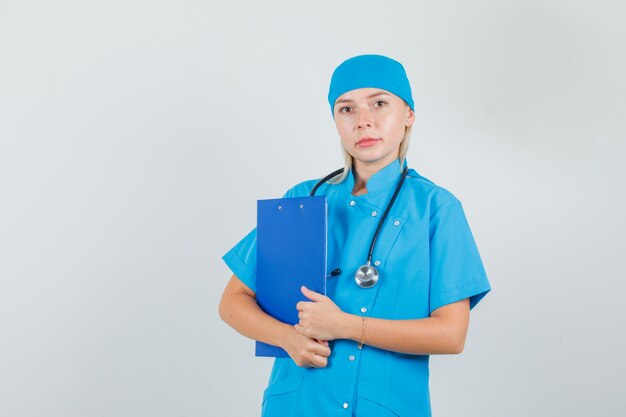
[357,107,374,129]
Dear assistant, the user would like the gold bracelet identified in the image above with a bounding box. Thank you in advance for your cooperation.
[357,316,366,349]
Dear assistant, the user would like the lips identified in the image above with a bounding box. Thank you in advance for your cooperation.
[356,137,381,147]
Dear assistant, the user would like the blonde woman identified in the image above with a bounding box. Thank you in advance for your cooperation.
[220,54,491,417]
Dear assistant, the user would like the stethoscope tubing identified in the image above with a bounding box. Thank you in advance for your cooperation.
[309,168,344,197]
[310,166,409,287]
[364,167,409,264]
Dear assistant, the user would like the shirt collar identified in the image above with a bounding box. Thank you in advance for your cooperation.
[345,159,408,195]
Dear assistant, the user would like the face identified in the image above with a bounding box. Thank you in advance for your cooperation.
[333,87,415,171]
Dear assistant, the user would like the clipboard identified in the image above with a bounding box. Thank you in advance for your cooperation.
[255,196,327,357]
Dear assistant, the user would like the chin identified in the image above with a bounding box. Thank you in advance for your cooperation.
[354,156,388,165]
[353,149,400,166]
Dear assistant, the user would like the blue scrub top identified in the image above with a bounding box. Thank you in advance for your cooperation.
[222,159,491,417]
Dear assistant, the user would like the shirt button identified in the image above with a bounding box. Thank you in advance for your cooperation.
[349,200,356,207]
[361,307,367,313]
[371,211,378,217]
[374,260,381,266]
[393,220,400,226]
[349,355,355,361]
[343,403,349,409]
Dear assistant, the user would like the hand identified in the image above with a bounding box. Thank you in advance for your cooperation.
[295,286,348,341]
[281,326,331,368]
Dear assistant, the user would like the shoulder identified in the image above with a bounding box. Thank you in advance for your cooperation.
[282,178,321,198]
[281,168,347,198]
[404,169,462,213]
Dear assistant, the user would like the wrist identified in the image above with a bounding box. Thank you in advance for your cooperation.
[342,313,363,342]
[276,322,296,350]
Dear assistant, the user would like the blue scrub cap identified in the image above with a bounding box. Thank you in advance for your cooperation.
[327,54,414,116]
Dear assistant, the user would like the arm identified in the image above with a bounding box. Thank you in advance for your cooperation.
[295,287,470,355]
[218,275,331,367]
[345,298,469,354]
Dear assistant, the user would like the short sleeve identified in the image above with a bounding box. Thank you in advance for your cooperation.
[429,196,491,314]
[221,185,307,293]
[222,228,258,292]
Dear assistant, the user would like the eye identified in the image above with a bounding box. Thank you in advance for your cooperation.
[374,100,386,108]
[339,106,352,113]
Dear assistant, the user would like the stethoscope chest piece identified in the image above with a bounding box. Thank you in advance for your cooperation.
[355,263,379,288]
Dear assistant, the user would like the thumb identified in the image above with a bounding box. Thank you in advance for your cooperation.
[301,285,325,302]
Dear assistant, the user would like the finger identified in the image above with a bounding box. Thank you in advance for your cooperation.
[310,354,328,368]
[313,342,331,358]
[316,339,329,347]
[301,286,325,302]
[294,323,307,336]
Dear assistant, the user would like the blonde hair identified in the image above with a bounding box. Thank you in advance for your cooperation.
[329,124,413,184]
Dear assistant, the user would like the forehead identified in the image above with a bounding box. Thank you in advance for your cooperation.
[334,88,397,104]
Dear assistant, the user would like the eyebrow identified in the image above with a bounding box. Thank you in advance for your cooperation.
[335,91,392,105]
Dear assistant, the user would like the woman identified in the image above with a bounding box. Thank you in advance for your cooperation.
[219,54,491,417]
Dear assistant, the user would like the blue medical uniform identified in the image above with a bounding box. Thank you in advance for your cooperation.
[222,159,491,417]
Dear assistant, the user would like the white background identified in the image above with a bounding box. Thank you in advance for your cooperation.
[1,1,625,416]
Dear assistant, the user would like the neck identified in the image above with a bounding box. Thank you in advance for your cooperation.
[351,156,400,196]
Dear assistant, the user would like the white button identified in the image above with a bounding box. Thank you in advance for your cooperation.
[349,200,356,207]
[361,307,367,313]
[393,220,400,226]
[371,211,378,217]
[349,355,355,361]
[343,402,349,409]
[374,260,381,266]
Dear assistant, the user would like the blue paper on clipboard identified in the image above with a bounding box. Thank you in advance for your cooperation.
[256,196,327,357]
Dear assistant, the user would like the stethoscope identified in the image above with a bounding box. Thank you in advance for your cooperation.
[310,166,409,288]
